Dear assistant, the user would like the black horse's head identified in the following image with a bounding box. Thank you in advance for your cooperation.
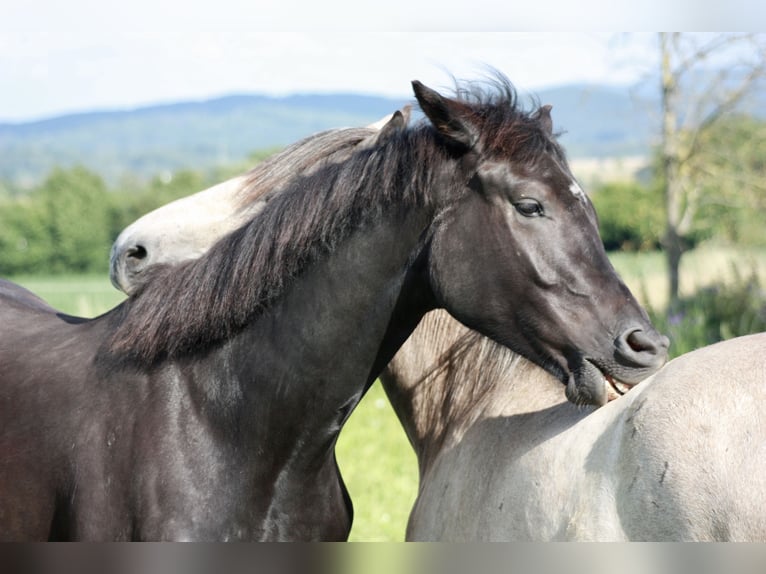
[415,79,668,406]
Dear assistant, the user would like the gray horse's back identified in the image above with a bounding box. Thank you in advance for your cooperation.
[408,332,766,541]
[615,332,766,541]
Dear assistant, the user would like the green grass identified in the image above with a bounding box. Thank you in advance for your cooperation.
[609,243,766,310]
[10,274,126,317]
[7,241,765,541]
[336,385,418,541]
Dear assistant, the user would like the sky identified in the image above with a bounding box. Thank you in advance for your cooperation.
[2,1,763,123]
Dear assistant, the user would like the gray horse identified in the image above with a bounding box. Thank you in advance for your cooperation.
[383,309,766,541]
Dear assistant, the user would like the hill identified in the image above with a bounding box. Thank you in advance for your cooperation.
[0,85,660,188]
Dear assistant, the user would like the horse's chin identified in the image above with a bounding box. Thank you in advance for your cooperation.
[565,359,636,407]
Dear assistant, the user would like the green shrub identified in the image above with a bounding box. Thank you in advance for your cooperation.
[591,181,664,252]
[0,166,112,275]
[647,267,766,358]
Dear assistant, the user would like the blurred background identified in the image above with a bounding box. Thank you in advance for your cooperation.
[2,25,765,541]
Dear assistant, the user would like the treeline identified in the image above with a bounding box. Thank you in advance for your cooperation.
[592,176,766,254]
[0,148,282,276]
[0,166,239,276]
[1,114,765,277]
[592,114,766,252]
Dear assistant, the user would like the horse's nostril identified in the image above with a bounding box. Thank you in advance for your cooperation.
[624,329,668,355]
[614,328,669,372]
[126,245,147,261]
[626,330,656,353]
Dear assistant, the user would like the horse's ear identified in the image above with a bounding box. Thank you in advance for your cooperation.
[378,105,410,138]
[535,104,554,136]
[361,106,411,149]
[412,80,478,151]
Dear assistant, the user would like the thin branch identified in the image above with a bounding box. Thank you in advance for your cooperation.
[673,34,752,79]
[680,63,766,163]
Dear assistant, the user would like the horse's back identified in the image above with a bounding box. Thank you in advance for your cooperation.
[0,279,98,540]
[615,332,766,540]
[407,333,766,541]
[0,278,55,313]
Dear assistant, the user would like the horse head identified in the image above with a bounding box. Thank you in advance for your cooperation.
[109,114,402,295]
[412,79,668,406]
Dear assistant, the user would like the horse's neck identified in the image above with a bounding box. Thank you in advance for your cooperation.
[204,208,435,456]
[380,310,567,472]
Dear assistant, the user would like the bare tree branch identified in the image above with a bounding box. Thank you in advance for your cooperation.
[658,32,766,304]
[682,62,766,163]
[673,33,753,79]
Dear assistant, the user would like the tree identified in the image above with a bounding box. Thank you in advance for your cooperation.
[0,166,112,275]
[591,180,663,252]
[0,198,50,274]
[692,115,766,245]
[658,33,766,307]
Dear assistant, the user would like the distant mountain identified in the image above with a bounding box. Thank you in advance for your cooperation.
[0,93,415,188]
[0,84,672,188]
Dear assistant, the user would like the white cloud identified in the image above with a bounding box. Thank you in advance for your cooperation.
[3,0,762,122]
[1,30,662,121]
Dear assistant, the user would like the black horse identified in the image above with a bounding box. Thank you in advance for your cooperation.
[0,78,668,541]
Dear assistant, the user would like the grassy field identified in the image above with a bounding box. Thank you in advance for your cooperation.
[609,243,766,310]
[8,242,766,541]
[10,273,127,317]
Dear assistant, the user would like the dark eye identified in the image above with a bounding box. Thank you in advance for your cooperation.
[514,199,544,217]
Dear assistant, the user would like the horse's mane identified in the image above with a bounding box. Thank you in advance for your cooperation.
[235,126,379,209]
[106,76,561,365]
[387,310,565,463]
[447,75,567,164]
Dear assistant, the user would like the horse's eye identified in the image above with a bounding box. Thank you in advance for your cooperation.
[514,200,544,217]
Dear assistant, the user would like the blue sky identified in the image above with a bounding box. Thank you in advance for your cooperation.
[2,1,762,122]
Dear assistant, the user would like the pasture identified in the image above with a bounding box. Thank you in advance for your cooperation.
[9,243,766,541]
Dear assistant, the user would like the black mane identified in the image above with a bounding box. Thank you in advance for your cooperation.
[106,77,559,365]
[235,126,379,209]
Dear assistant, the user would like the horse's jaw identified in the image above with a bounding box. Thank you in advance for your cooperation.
[565,359,641,407]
